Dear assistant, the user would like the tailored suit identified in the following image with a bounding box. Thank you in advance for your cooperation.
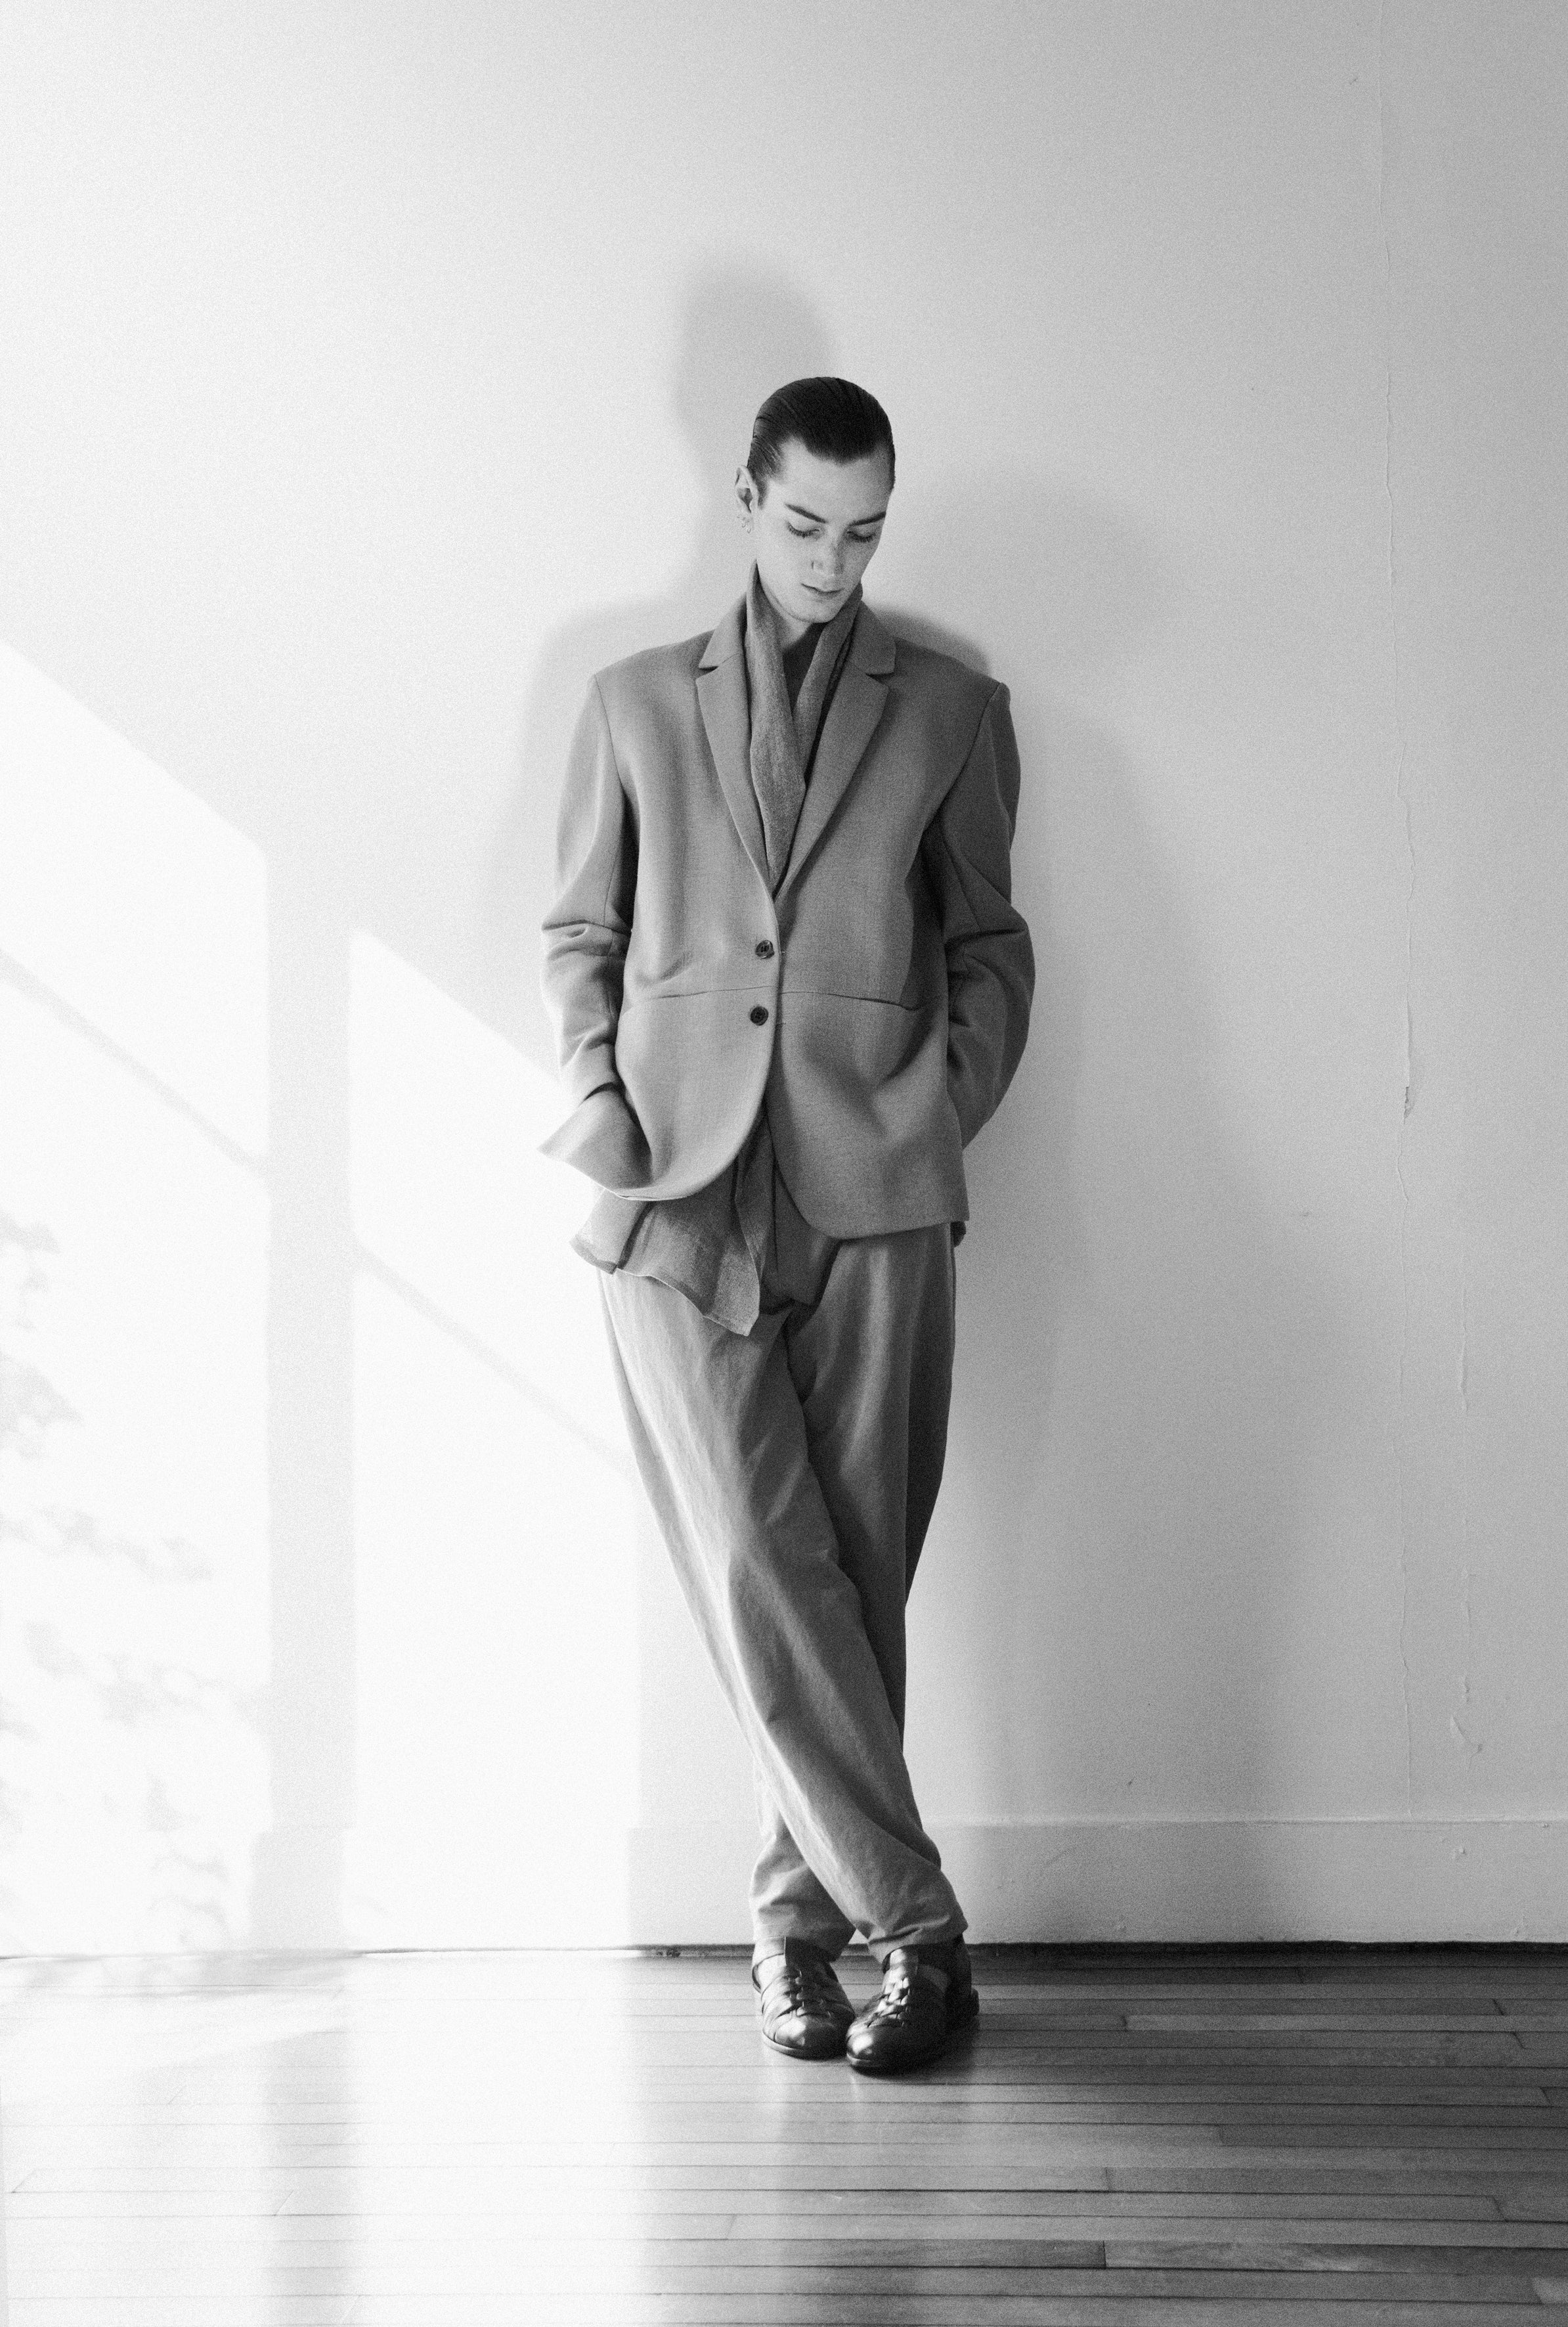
[540,586,1033,1959]
[540,595,1032,1235]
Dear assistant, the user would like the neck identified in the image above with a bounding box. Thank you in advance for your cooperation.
[756,569,815,648]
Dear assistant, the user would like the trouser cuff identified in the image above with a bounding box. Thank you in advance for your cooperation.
[875,1922,967,1969]
[751,1932,840,1970]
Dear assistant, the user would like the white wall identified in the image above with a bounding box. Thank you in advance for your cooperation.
[2,0,1564,1949]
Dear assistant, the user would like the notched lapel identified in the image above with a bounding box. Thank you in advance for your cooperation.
[696,653,769,887]
[779,661,889,898]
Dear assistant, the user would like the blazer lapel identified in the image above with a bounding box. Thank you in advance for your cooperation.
[696,598,770,887]
[777,605,897,898]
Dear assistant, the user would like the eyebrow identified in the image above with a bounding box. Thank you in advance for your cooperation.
[783,500,888,527]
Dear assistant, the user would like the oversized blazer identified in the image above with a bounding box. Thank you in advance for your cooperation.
[539,593,1034,1239]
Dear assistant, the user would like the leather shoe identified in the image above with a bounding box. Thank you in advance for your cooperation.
[846,1939,978,2075]
[752,1939,856,2060]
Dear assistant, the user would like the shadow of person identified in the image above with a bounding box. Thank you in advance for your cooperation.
[483,261,835,1075]
[890,478,1365,1915]
[875,471,1169,1517]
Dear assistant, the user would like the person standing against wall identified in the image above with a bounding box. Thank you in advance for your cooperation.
[540,378,1033,2073]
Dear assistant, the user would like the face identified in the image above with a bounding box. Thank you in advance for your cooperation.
[736,439,892,642]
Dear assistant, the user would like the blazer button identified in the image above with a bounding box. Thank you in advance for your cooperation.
[755,939,775,958]
[749,1005,769,1025]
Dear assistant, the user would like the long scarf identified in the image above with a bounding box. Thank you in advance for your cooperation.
[744,564,862,889]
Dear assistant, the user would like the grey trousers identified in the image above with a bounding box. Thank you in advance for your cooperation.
[598,1197,966,1960]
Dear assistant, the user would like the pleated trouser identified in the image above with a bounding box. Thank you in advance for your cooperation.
[598,1190,966,1960]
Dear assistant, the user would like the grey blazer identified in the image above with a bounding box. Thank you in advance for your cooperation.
[539,594,1033,1239]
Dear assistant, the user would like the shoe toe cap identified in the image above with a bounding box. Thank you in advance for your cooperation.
[765,2010,846,2058]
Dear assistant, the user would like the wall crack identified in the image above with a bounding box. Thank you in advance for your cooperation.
[1380,0,1416,1815]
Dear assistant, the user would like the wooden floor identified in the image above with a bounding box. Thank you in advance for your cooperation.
[3,1944,1568,2323]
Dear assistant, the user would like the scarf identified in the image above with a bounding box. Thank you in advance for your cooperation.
[744,564,863,889]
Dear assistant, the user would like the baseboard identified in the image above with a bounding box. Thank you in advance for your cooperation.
[932,1817,1568,1945]
[332,1815,1568,1950]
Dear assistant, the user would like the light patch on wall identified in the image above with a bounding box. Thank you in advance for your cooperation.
[0,649,269,1947]
[345,936,638,1943]
[347,931,626,1459]
[0,644,267,1156]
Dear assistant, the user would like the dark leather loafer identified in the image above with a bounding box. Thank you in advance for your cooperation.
[752,1939,856,2059]
[846,1939,978,2075]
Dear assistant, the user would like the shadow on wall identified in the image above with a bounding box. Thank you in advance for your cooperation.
[897,478,1359,1874]
[0,1208,253,1948]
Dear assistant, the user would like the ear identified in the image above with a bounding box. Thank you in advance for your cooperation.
[734,465,758,522]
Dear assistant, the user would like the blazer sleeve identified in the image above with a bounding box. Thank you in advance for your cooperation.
[540,677,639,1109]
[921,680,1035,1149]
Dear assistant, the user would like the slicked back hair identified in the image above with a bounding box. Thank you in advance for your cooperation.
[747,376,896,500]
